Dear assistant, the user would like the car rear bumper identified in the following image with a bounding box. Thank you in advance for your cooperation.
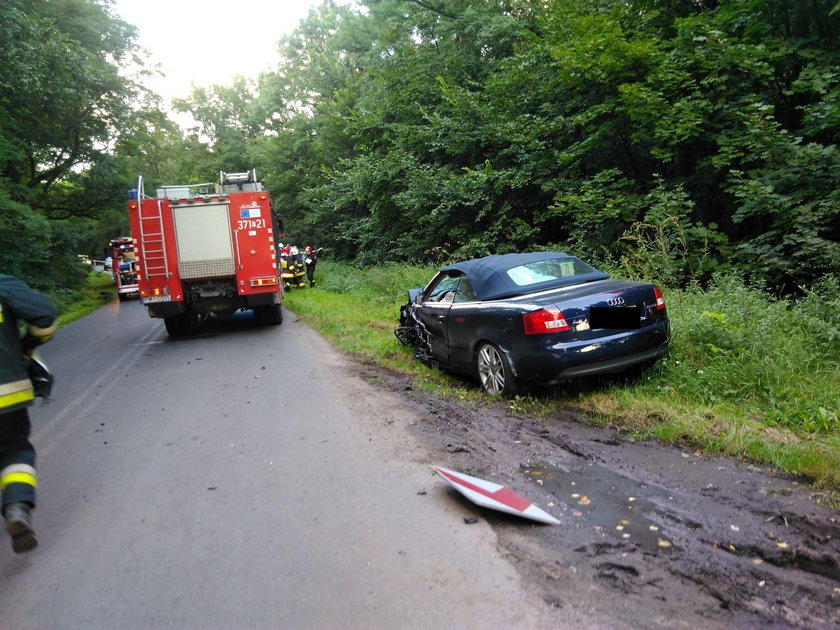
[556,344,668,378]
[508,322,670,385]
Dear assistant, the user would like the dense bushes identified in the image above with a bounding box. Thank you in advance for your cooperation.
[0,187,87,293]
[660,274,839,434]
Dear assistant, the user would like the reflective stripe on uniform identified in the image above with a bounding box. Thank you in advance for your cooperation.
[0,464,37,490]
[0,379,35,409]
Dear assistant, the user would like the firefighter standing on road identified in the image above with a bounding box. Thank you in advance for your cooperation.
[0,274,57,553]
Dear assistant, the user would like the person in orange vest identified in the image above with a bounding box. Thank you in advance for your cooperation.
[0,274,57,553]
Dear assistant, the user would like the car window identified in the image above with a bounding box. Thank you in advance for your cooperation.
[424,273,462,302]
[454,277,476,303]
[505,257,598,287]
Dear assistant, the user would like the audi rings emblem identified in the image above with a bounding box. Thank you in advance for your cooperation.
[607,296,625,306]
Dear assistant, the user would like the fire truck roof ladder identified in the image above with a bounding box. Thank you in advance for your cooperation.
[220,169,256,184]
[136,175,171,280]
[219,169,261,194]
[136,174,148,200]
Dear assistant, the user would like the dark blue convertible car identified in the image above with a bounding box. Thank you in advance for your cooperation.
[395,252,670,396]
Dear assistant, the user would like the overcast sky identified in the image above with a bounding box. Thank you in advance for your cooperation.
[111,0,325,105]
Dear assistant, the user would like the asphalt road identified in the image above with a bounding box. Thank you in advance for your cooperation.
[0,299,560,629]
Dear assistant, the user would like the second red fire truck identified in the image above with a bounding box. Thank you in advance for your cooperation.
[107,236,139,301]
[127,170,283,336]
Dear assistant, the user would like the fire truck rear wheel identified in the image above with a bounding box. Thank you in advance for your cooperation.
[180,311,202,333]
[164,315,183,336]
[255,304,282,326]
[270,304,283,325]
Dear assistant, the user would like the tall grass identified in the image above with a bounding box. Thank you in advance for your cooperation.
[285,262,840,489]
[586,275,840,488]
[286,262,438,370]
[649,274,839,434]
[54,271,115,326]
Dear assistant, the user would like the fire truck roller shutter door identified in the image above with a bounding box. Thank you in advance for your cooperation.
[172,203,236,279]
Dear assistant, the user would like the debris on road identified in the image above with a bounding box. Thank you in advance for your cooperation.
[430,465,560,525]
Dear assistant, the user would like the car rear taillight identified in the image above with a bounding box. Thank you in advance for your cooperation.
[653,286,666,310]
[523,308,570,335]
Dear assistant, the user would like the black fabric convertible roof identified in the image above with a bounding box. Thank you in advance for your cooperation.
[441,252,610,301]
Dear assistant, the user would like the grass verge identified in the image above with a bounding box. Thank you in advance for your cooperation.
[286,262,840,494]
[51,270,115,327]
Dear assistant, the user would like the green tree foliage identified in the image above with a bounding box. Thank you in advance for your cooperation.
[171,77,265,172]
[115,107,218,194]
[9,0,835,293]
[213,0,837,290]
[0,0,142,289]
[0,0,138,207]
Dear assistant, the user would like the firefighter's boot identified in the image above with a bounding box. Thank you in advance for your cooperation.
[4,502,38,553]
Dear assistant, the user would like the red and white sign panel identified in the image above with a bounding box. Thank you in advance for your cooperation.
[431,465,560,525]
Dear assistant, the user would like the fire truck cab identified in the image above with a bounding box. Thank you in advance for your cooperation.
[127,170,283,336]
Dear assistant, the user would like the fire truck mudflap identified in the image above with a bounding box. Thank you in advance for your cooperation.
[127,170,283,336]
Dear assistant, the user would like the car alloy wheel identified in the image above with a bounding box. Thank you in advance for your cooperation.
[476,342,520,396]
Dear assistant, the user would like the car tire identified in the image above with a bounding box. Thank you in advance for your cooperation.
[476,342,522,397]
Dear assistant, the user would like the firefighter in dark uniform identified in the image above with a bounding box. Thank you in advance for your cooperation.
[0,274,57,553]
[304,246,319,287]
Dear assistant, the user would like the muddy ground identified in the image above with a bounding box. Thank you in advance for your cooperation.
[357,364,840,629]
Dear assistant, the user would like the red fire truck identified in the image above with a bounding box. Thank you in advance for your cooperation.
[127,170,283,336]
[108,236,139,301]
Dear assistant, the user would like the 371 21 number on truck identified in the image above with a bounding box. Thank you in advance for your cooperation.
[127,170,283,336]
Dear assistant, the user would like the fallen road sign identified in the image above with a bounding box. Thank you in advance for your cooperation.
[430,465,560,525]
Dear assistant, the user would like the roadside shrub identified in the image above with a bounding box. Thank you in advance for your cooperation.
[617,180,731,287]
[0,189,87,293]
[0,192,53,287]
[664,274,839,433]
[793,275,840,355]
[318,261,437,303]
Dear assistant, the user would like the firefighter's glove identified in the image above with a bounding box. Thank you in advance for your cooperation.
[21,330,50,353]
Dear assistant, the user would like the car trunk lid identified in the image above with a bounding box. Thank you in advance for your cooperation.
[511,279,666,340]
